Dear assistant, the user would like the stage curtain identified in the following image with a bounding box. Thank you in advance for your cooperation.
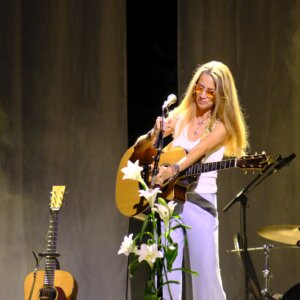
[178,0,300,299]
[0,1,128,299]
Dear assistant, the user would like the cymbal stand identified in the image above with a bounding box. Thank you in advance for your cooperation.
[261,244,274,300]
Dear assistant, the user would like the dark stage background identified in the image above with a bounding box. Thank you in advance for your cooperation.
[0,1,299,299]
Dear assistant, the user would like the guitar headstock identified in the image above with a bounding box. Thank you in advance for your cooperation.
[50,185,66,211]
[236,153,272,171]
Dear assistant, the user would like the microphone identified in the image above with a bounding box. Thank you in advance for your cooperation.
[273,153,296,173]
[162,94,177,110]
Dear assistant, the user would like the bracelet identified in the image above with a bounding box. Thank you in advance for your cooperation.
[170,163,180,177]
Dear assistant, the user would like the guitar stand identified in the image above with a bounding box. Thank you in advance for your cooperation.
[38,252,60,258]
[38,252,61,269]
[27,251,41,300]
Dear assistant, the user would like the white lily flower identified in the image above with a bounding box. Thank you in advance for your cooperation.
[138,187,162,208]
[136,243,163,269]
[167,201,177,215]
[121,160,144,184]
[152,203,170,223]
[152,200,177,227]
[118,233,137,256]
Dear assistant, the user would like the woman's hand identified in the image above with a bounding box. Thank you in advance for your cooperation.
[153,116,174,137]
[155,165,174,185]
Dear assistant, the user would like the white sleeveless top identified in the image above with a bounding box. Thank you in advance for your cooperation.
[172,124,225,193]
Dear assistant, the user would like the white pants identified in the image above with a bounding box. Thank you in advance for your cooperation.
[163,193,226,300]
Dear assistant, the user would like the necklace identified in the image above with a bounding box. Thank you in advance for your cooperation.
[193,116,210,136]
[196,116,205,126]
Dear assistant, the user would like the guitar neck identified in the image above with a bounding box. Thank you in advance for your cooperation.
[182,158,237,177]
[43,210,60,287]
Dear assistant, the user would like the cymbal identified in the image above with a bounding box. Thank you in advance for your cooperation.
[257,224,300,246]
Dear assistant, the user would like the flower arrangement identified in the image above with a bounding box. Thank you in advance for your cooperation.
[118,160,196,299]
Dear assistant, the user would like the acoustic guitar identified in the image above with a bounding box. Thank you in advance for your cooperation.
[24,186,77,300]
[115,145,271,217]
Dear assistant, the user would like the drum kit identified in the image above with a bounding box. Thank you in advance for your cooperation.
[228,224,300,299]
[223,153,298,299]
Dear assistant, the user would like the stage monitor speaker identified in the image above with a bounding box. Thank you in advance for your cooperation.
[282,282,300,300]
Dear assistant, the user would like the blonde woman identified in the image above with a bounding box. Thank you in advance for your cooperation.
[135,61,249,299]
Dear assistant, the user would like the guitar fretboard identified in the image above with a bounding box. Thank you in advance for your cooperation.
[182,158,237,177]
[44,210,59,287]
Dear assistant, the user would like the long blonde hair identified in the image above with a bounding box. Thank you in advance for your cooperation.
[171,61,249,157]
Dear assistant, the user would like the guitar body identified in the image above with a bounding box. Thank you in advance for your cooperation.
[115,145,187,217]
[24,270,77,300]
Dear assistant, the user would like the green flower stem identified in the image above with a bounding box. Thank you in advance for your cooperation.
[119,170,196,299]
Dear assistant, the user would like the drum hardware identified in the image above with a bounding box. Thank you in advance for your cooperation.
[227,245,299,254]
[260,244,274,299]
[256,225,300,299]
[228,241,299,300]
[228,243,275,299]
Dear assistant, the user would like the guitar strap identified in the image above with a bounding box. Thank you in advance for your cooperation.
[172,180,217,217]
[185,191,217,218]
[172,199,184,215]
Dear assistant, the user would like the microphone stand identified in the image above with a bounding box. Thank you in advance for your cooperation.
[150,107,167,298]
[222,153,296,300]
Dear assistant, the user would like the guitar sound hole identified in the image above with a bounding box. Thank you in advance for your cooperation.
[39,287,57,300]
